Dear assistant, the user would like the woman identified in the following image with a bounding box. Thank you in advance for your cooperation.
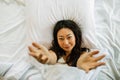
[28,20,105,72]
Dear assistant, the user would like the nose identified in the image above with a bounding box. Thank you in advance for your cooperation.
[63,39,69,45]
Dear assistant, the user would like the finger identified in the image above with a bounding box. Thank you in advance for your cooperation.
[41,57,48,64]
[29,52,38,59]
[28,46,36,52]
[90,62,105,70]
[89,64,97,70]
[32,42,45,50]
[29,51,43,61]
[39,56,48,64]
[89,50,99,56]
[37,53,43,60]
[95,62,105,67]
[94,55,105,61]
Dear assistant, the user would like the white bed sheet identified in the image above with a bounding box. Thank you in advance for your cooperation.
[0,0,120,80]
[94,0,120,71]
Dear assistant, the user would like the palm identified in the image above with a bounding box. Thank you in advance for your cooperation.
[28,42,50,64]
[77,51,105,72]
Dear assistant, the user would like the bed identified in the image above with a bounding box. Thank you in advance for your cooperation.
[0,0,120,80]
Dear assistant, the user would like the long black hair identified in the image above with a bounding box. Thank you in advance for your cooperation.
[50,20,89,66]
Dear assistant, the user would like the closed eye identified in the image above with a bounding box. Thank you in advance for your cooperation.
[58,37,64,40]
[67,36,72,39]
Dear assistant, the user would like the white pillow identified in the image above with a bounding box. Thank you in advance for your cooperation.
[25,0,98,48]
[1,0,25,5]
[0,0,26,61]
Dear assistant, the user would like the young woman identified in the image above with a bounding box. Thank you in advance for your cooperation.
[28,20,105,72]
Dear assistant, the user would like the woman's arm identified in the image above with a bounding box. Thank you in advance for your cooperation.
[28,42,57,64]
[76,51,105,73]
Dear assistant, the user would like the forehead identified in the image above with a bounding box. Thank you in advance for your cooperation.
[57,28,74,36]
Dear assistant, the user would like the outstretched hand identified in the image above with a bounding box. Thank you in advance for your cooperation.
[28,42,51,64]
[77,50,105,73]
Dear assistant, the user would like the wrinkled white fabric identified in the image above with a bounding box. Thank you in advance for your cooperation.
[0,0,120,80]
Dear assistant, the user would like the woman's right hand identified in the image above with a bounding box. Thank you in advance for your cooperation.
[28,42,51,64]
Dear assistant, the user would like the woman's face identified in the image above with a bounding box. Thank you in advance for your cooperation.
[57,28,76,54]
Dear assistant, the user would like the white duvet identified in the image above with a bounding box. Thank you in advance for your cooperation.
[1,49,119,80]
[0,0,120,80]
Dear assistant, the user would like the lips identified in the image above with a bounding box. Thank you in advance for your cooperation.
[64,46,70,49]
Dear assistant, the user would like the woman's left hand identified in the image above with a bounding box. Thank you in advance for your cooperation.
[77,50,105,73]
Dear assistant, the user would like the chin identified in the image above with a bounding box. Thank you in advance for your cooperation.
[64,49,72,53]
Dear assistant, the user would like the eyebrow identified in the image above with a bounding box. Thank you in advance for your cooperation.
[67,34,72,36]
[58,33,72,37]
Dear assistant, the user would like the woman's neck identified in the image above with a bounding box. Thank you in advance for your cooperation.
[63,51,71,61]
[66,51,71,56]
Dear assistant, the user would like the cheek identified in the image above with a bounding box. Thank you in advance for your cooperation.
[71,38,76,46]
[72,40,76,46]
[58,40,63,47]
